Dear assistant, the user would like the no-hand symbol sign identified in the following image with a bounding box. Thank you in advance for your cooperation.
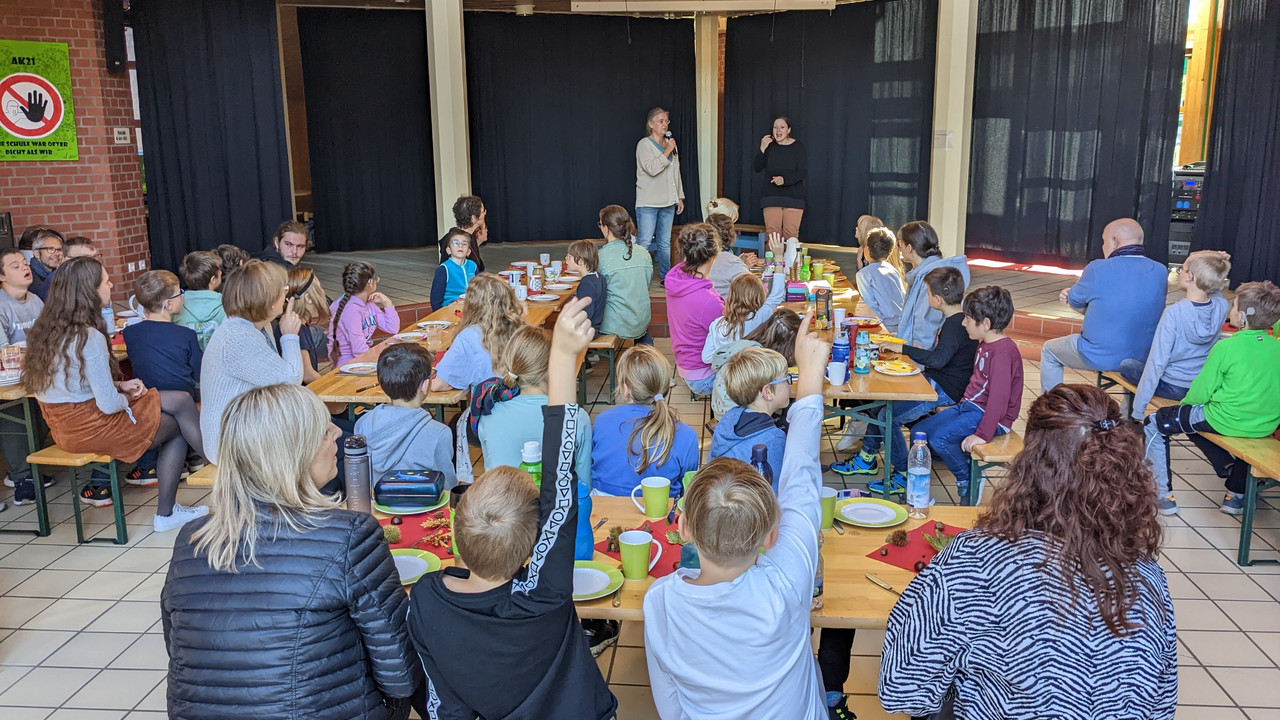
[1,73,66,140]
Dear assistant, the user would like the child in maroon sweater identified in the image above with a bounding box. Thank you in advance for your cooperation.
[914,286,1023,504]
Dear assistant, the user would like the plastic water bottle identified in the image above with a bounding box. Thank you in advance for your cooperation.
[519,441,542,489]
[812,531,825,610]
[831,330,850,372]
[853,329,872,374]
[907,431,932,519]
[750,444,774,492]
[575,482,594,561]
[101,306,116,337]
[343,435,372,513]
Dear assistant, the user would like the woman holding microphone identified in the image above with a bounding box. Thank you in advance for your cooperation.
[635,107,685,282]
[755,116,807,239]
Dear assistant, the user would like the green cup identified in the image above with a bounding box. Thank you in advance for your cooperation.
[811,262,825,278]
[631,476,671,520]
[823,272,836,286]
[619,530,661,580]
[820,486,837,530]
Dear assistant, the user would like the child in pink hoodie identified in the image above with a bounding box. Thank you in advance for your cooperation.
[329,261,400,367]
[665,224,725,395]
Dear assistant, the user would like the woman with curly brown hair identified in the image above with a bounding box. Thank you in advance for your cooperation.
[879,384,1176,720]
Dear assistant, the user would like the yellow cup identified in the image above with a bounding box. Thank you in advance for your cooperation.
[820,487,837,530]
[631,476,671,519]
[619,530,661,580]
[812,262,825,278]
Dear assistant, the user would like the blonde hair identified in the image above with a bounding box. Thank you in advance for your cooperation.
[1235,281,1280,330]
[454,467,539,581]
[615,345,682,471]
[460,273,526,361]
[190,384,340,573]
[723,273,766,339]
[706,197,740,222]
[1182,251,1231,294]
[683,457,779,566]
[134,270,180,313]
[222,260,286,323]
[498,325,550,391]
[722,347,788,407]
[288,267,331,328]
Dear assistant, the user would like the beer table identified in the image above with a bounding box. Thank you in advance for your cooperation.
[0,382,45,536]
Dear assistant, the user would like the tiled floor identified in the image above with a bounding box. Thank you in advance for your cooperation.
[2,348,1277,717]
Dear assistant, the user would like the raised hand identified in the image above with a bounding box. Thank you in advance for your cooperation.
[22,91,47,123]
[794,311,831,398]
[760,135,773,153]
[548,296,595,404]
[766,232,784,257]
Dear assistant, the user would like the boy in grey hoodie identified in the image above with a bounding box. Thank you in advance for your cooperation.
[1121,250,1230,420]
[354,344,456,488]
[708,347,792,491]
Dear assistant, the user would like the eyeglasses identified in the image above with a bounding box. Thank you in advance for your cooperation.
[767,375,795,387]
[449,240,469,248]
[34,246,63,255]
[167,289,185,301]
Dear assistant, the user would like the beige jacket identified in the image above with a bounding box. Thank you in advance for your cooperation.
[635,137,685,208]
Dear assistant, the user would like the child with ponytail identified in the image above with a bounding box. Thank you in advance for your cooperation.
[701,269,786,366]
[591,345,700,496]
[596,204,653,342]
[328,261,399,367]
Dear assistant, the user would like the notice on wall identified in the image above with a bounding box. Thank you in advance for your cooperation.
[0,40,78,161]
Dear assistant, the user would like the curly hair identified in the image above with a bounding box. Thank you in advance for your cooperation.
[723,272,765,339]
[459,273,526,362]
[676,223,720,276]
[23,257,118,395]
[976,384,1163,637]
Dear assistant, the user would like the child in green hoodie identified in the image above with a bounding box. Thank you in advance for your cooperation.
[1143,281,1280,516]
[174,251,227,350]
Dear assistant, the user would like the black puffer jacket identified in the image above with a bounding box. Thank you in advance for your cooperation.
[162,508,421,720]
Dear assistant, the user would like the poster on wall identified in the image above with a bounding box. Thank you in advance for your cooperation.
[0,39,78,161]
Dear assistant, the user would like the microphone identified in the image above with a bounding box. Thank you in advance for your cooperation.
[664,131,677,156]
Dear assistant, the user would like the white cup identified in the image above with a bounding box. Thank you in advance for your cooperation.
[833,307,847,328]
[826,361,847,385]
[514,284,529,302]
[539,253,551,266]
[551,260,562,274]
[508,269,524,286]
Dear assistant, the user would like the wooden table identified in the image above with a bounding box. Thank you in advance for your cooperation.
[0,382,47,537]
[574,497,981,628]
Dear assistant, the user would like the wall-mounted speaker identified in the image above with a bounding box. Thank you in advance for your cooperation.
[103,0,126,74]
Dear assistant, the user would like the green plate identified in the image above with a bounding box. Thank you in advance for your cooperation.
[374,493,449,516]
[834,497,909,528]
[572,560,625,602]
[391,548,442,585]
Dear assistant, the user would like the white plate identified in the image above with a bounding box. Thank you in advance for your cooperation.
[544,283,572,291]
[527,294,559,302]
[556,275,580,282]
[340,362,377,376]
[840,502,902,526]
[393,554,429,583]
[0,372,20,386]
[393,332,426,342]
[416,320,452,329]
[573,567,611,597]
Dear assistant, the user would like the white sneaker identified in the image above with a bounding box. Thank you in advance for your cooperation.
[836,421,868,451]
[153,503,209,533]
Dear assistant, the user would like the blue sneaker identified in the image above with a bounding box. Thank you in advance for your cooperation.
[867,471,906,495]
[1157,495,1179,516]
[1220,493,1244,516]
[831,450,879,476]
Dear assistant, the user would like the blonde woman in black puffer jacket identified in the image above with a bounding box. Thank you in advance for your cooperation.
[163,384,420,719]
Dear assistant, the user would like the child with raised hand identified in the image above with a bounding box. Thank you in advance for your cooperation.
[707,347,792,490]
[855,226,906,333]
[701,268,787,365]
[354,343,455,488]
[1123,250,1230,420]
[591,344,700,496]
[407,296,618,720]
[709,307,799,418]
[914,285,1023,503]
[566,239,607,333]
[174,251,227,350]
[431,228,477,311]
[645,310,830,720]
[329,261,399,367]
[1144,281,1280,516]
[430,274,525,392]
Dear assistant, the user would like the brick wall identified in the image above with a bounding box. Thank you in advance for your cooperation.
[0,0,148,300]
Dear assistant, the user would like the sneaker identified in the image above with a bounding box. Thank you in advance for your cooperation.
[835,421,868,452]
[79,481,114,508]
[0,500,6,512]
[153,503,209,533]
[185,455,206,474]
[125,466,158,487]
[582,619,620,658]
[1157,495,1179,516]
[831,450,879,477]
[827,694,857,719]
[1220,493,1244,516]
[867,471,907,495]
[4,475,52,488]
[12,479,36,505]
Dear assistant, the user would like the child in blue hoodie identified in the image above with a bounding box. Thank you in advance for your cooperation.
[1122,250,1230,419]
[708,347,791,490]
[431,228,477,311]
[174,250,227,351]
[353,343,455,488]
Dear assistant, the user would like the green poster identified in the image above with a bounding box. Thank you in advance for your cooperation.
[0,39,78,161]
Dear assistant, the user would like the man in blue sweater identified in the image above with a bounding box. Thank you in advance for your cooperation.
[1040,218,1168,393]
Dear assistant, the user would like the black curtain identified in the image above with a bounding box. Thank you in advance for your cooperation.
[1191,0,1280,284]
[297,9,436,253]
[464,13,700,243]
[132,0,292,271]
[722,0,937,246]
[966,0,1188,266]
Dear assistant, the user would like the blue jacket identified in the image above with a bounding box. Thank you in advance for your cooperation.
[430,259,476,310]
[708,406,785,492]
[590,404,700,496]
[1068,252,1167,370]
[898,254,970,350]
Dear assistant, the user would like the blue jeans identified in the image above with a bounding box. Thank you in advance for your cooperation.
[684,374,716,396]
[635,204,676,281]
[861,377,954,472]
[1118,358,1189,403]
[913,401,1008,489]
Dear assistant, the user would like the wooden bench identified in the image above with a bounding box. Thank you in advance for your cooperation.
[968,432,1024,506]
[27,446,125,545]
[187,463,217,488]
[1100,372,1179,413]
[577,334,624,405]
[1102,371,1280,566]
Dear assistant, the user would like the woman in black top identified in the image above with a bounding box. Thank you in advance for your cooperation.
[436,195,488,273]
[754,117,806,239]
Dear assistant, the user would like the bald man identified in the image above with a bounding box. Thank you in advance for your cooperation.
[1039,218,1169,393]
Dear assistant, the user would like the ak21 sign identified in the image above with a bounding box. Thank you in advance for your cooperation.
[0,40,79,161]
